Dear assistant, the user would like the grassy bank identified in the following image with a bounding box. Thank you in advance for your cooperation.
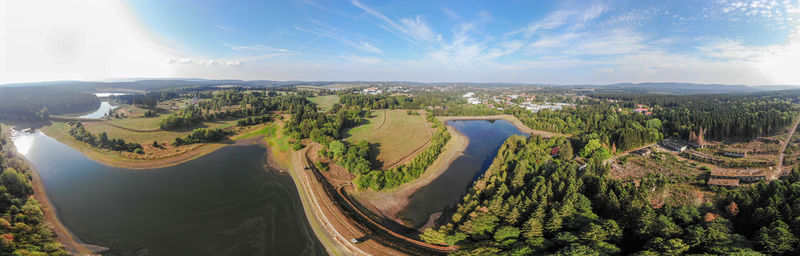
[41,121,257,169]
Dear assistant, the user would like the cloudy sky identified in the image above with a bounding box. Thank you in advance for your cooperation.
[2,0,800,85]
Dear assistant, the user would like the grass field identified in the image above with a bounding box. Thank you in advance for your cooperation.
[108,117,162,131]
[309,95,340,111]
[82,119,238,145]
[344,110,432,168]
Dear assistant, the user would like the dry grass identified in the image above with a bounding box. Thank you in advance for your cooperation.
[309,95,340,111]
[344,110,432,168]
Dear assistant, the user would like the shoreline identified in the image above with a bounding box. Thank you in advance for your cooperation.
[352,125,469,228]
[353,114,557,230]
[436,114,565,138]
[2,126,102,255]
[39,123,267,170]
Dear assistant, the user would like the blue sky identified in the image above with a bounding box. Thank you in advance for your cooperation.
[2,0,800,84]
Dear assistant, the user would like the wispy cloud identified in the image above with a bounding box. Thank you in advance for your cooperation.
[294,24,384,53]
[215,25,236,32]
[351,0,439,44]
[507,3,607,38]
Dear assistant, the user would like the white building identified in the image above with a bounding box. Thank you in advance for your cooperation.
[468,98,481,104]
[463,92,475,98]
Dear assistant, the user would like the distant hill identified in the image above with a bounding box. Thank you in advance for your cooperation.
[590,82,770,95]
[2,79,797,95]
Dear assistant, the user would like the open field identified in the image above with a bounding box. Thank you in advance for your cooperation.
[344,110,432,169]
[108,116,162,131]
[352,124,468,227]
[82,119,238,144]
[309,95,340,111]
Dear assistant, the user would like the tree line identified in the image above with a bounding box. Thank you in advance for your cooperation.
[591,93,800,141]
[0,126,70,255]
[160,95,312,130]
[0,87,98,122]
[172,128,232,146]
[66,121,143,153]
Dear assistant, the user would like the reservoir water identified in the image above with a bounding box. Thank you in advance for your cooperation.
[13,132,325,256]
[396,119,526,229]
[78,101,117,119]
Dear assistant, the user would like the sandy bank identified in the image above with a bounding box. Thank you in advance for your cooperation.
[2,126,103,256]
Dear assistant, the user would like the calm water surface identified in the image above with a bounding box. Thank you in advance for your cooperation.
[397,120,525,228]
[14,132,324,256]
[79,101,117,119]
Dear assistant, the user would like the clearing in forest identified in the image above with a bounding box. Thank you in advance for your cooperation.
[309,95,340,111]
[344,109,432,169]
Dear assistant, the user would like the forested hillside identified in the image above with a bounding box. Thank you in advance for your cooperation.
[421,135,800,255]
[0,87,99,121]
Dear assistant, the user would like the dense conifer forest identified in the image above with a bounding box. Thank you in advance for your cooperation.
[421,135,800,255]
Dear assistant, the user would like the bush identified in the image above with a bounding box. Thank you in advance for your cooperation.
[134,148,144,154]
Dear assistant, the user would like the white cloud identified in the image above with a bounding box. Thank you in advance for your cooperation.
[399,16,437,42]
[351,0,439,44]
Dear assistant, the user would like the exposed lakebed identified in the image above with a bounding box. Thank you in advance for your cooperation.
[396,119,526,229]
[13,132,324,256]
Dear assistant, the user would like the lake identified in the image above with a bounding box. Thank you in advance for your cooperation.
[396,119,526,229]
[13,132,325,256]
[78,101,117,119]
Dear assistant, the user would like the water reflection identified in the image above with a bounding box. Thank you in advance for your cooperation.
[79,102,117,119]
[12,131,325,256]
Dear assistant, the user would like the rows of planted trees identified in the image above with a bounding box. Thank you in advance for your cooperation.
[420,135,800,255]
[0,126,70,255]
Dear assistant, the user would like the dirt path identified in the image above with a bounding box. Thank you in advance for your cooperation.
[775,113,800,179]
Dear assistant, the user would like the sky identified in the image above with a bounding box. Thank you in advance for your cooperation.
[2,0,800,85]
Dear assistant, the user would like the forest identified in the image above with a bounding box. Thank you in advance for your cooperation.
[509,104,662,157]
[0,127,70,255]
[160,94,311,130]
[0,87,99,122]
[591,93,800,140]
[421,135,799,255]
